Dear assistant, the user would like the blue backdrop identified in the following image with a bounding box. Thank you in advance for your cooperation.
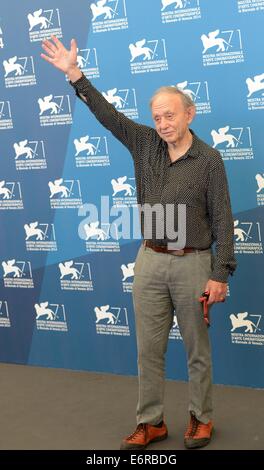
[0,0,264,388]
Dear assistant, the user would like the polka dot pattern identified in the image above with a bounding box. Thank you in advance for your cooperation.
[71,75,236,282]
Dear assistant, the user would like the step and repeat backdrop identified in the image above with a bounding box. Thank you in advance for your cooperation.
[0,0,263,387]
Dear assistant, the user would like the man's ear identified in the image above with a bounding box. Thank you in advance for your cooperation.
[187,105,196,124]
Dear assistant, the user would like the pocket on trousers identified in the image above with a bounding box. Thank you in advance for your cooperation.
[133,245,145,276]
[198,252,212,279]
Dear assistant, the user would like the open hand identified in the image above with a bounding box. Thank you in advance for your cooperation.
[41,35,79,77]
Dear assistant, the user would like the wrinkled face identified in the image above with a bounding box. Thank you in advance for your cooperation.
[151,93,195,145]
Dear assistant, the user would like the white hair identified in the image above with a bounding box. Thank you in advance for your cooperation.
[150,86,195,109]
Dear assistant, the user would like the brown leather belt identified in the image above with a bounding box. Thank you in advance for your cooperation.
[144,240,207,256]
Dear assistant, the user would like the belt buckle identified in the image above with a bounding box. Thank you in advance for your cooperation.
[170,249,185,256]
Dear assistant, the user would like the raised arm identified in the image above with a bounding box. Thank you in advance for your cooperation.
[41,36,151,155]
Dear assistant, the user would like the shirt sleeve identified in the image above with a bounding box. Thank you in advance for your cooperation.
[69,74,151,159]
[207,157,237,282]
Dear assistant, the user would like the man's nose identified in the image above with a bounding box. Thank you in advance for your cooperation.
[159,117,169,129]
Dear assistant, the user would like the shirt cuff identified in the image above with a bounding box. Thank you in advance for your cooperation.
[69,72,85,88]
[210,267,234,283]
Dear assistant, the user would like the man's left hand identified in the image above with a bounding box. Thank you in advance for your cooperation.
[204,280,227,305]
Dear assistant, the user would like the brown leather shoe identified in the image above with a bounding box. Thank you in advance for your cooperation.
[184,413,213,449]
[120,422,168,450]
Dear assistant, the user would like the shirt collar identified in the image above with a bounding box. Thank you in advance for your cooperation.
[187,129,200,158]
[165,129,200,166]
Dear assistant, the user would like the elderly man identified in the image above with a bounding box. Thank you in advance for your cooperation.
[41,36,236,450]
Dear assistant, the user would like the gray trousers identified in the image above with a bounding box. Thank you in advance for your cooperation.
[132,244,213,425]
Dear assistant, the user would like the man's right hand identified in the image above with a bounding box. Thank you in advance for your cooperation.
[41,35,82,82]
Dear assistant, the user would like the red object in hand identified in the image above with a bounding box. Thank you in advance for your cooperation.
[199,291,210,327]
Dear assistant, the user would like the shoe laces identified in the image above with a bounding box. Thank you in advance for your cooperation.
[186,414,202,437]
[127,423,146,441]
